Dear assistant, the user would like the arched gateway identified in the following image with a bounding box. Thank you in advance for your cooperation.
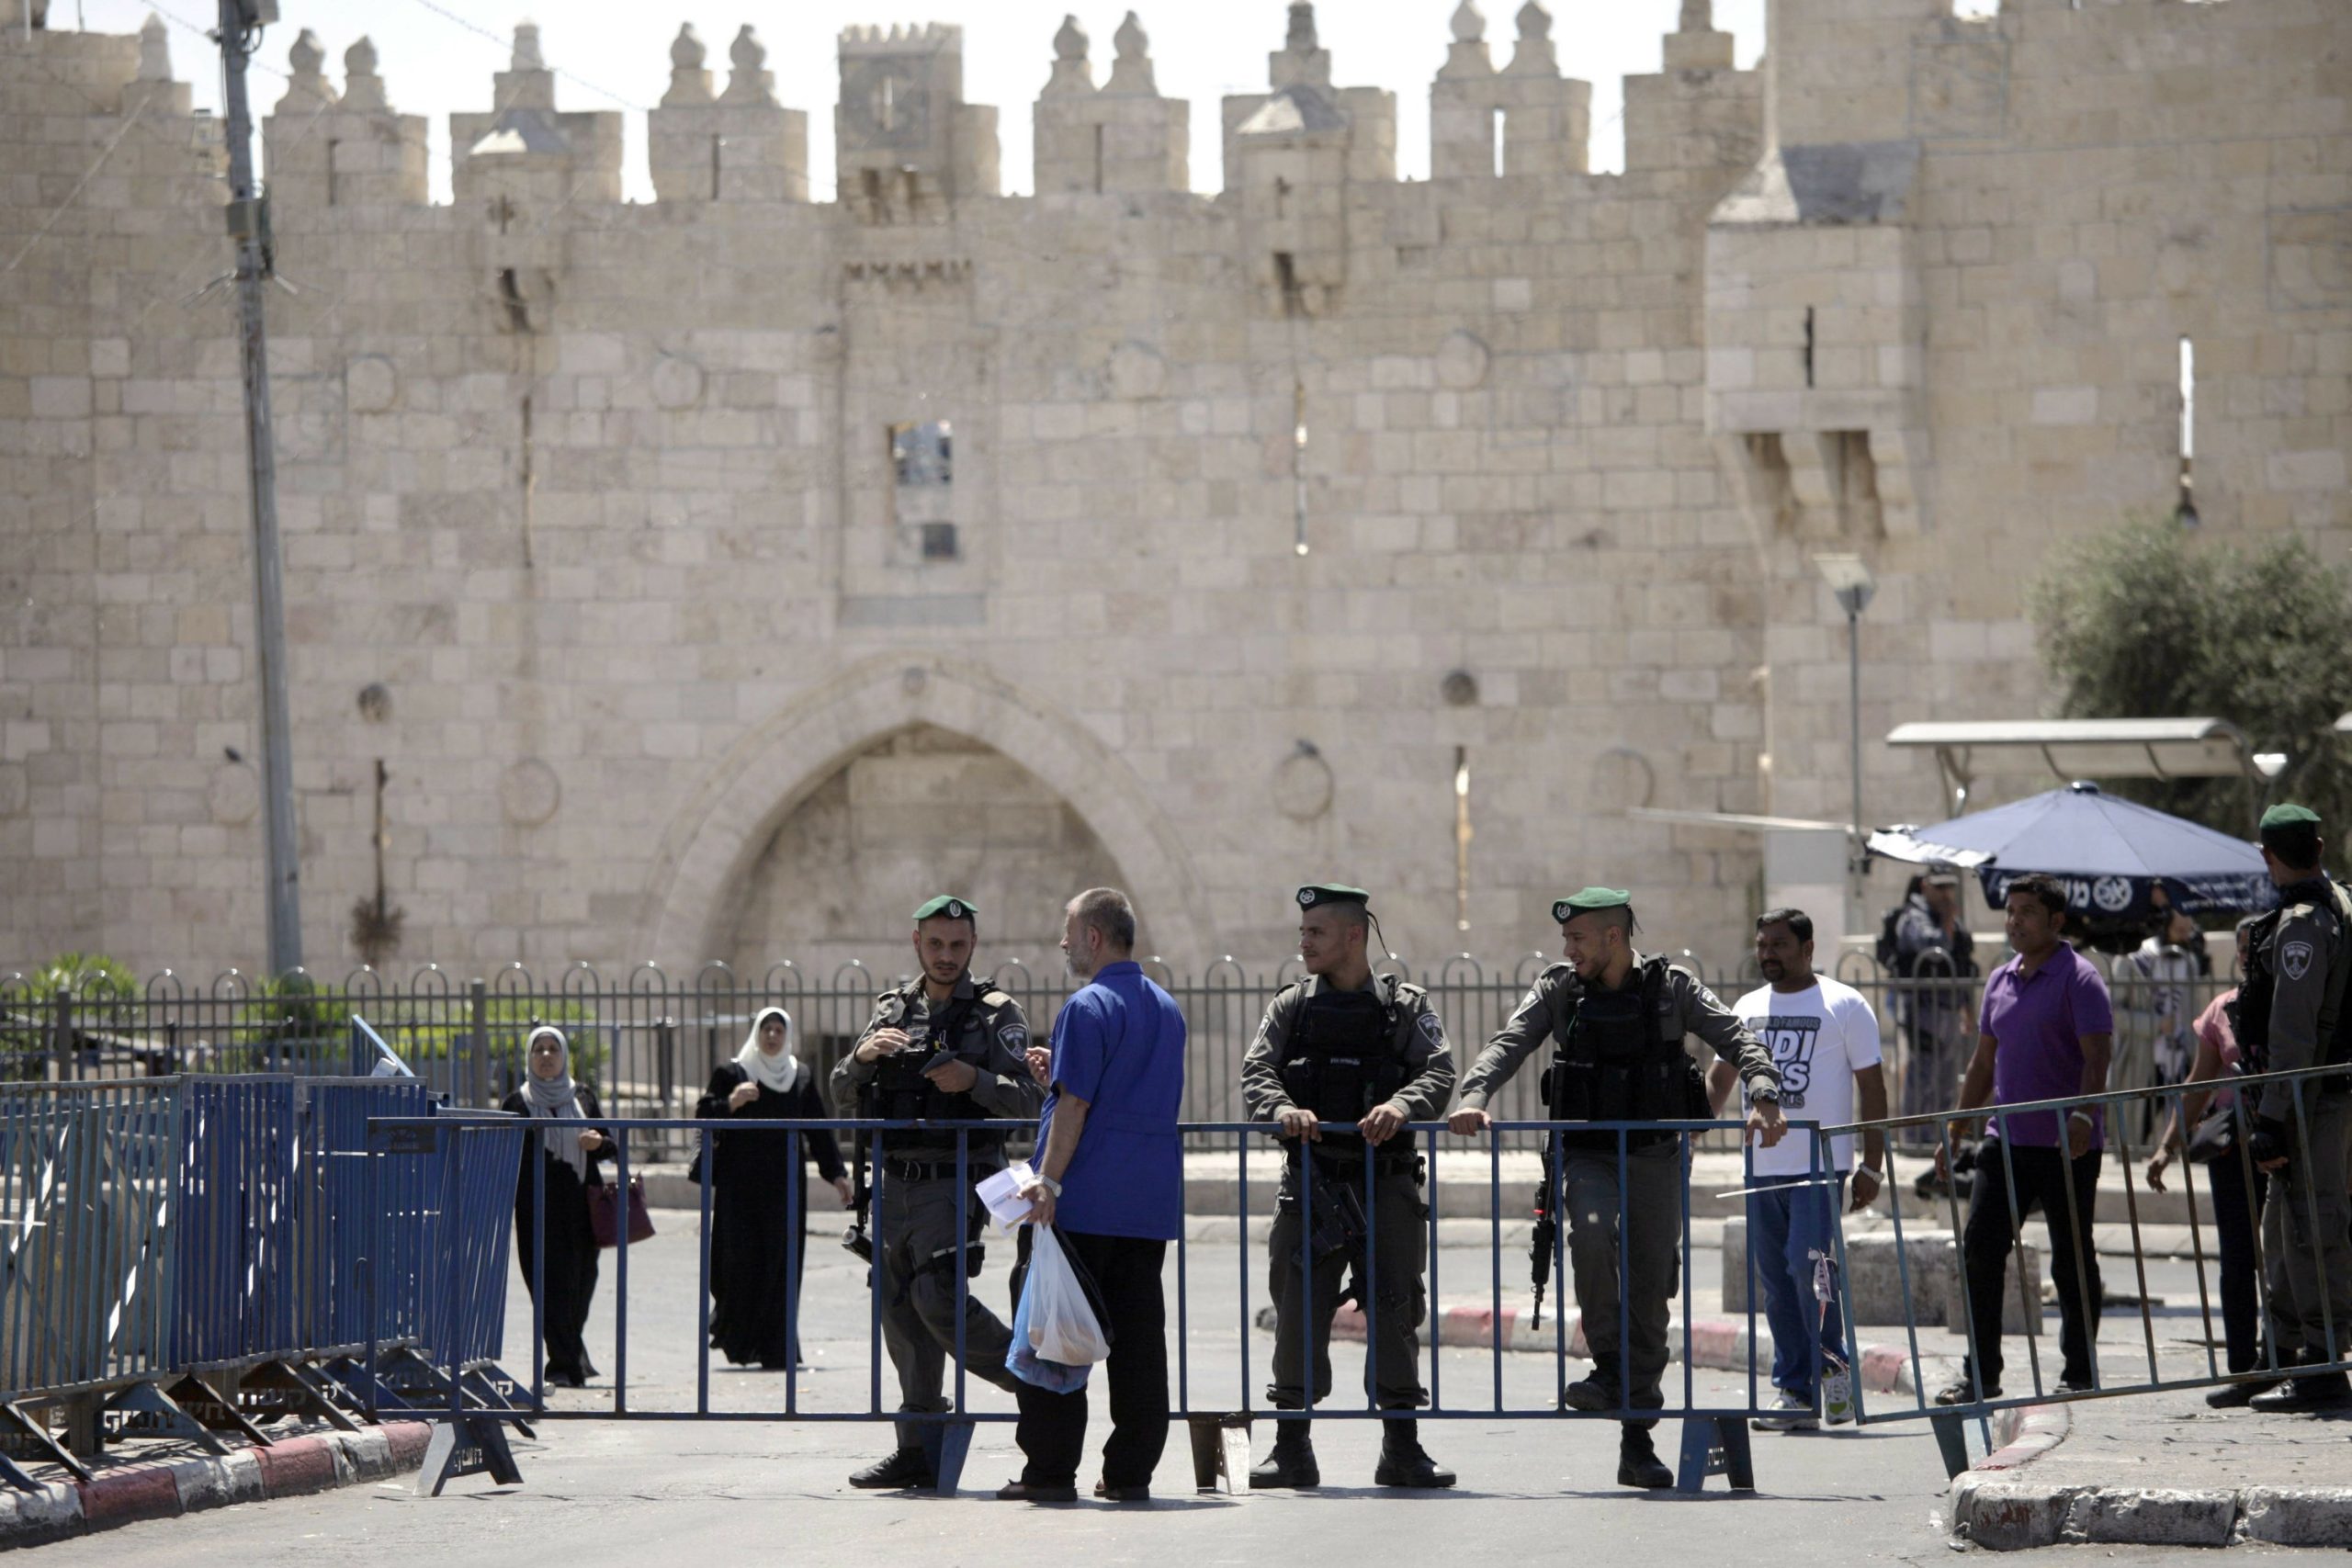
[637,658,1214,967]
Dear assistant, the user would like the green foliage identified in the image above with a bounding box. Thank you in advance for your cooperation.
[23,953,139,998]
[2031,519,2352,850]
[370,998,606,1090]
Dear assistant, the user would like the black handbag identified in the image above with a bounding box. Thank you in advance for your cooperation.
[2186,1103,2239,1166]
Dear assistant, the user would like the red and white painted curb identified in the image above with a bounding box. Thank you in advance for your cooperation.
[1263,1300,1955,1398]
[0,1422,432,1546]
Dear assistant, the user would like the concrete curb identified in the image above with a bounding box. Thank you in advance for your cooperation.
[1258,1301,1959,1399]
[1951,1399,2352,1551]
[0,1421,431,1547]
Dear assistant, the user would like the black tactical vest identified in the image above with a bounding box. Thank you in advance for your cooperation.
[2239,878,2352,1076]
[862,983,1006,1135]
[1278,982,1409,1127]
[1544,957,1701,1144]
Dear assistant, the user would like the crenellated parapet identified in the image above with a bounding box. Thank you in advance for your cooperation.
[649,25,809,203]
[1221,3,1396,309]
[836,22,999,222]
[1032,12,1188,197]
[1429,1,1590,180]
[449,22,624,215]
[263,33,431,209]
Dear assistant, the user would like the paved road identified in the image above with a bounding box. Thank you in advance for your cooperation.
[29,1211,2344,1563]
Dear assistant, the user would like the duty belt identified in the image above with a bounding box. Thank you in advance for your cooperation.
[1294,1145,1420,1178]
[882,1156,988,1182]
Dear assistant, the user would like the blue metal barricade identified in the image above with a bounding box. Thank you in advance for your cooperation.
[172,1077,302,1369]
[0,1082,179,1403]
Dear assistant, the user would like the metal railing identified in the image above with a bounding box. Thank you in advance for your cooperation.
[0,1036,526,1491]
[6,949,2226,1153]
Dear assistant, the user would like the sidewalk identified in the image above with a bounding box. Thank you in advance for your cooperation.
[0,1420,432,1547]
[1290,1292,2352,1548]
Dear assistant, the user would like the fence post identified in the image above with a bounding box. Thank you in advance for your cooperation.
[469,980,490,1108]
[48,987,71,1082]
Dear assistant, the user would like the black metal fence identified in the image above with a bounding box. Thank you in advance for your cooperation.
[0,948,2236,1157]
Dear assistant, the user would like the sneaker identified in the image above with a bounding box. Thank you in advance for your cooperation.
[1751,1389,1819,1432]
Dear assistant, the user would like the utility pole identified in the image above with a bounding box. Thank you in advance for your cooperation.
[216,0,302,975]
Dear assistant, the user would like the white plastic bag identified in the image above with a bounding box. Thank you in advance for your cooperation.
[1024,1225,1111,1366]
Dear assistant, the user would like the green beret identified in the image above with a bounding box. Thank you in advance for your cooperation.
[2260,804,2322,831]
[1296,883,1371,909]
[912,895,978,923]
[1552,886,1632,923]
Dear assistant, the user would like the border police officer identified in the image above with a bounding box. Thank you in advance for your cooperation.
[1242,885,1457,1490]
[2241,806,2352,1412]
[1450,888,1785,1489]
[831,896,1046,1489]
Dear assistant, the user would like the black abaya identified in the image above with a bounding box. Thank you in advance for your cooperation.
[695,1065,844,1368]
[503,1085,614,1383]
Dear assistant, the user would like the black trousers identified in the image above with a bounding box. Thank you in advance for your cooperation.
[1962,1141,2102,1389]
[1012,1233,1170,1489]
[2206,1149,2269,1373]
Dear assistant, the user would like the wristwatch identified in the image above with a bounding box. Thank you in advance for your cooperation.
[1036,1174,1064,1197]
[1750,1086,1781,1103]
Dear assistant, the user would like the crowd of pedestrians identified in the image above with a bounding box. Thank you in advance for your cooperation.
[492,802,2352,1500]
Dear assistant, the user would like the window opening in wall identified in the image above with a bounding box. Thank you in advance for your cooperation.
[1492,107,1507,178]
[1290,378,1309,556]
[1274,250,1305,318]
[889,419,956,559]
[325,138,339,207]
[2176,335,2199,528]
[1803,307,1816,389]
[1092,123,1105,194]
[1453,746,1473,934]
[711,134,723,199]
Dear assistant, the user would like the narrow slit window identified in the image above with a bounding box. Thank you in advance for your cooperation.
[1492,107,1507,178]
[1803,307,1817,389]
[2177,335,2198,527]
[1092,123,1105,194]
[1292,378,1308,557]
[1453,746,1473,934]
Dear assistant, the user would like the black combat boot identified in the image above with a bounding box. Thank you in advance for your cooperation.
[848,1447,935,1490]
[1249,1418,1319,1488]
[1616,1424,1672,1490]
[1373,1418,1456,1489]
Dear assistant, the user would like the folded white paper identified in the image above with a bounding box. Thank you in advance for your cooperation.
[976,1160,1039,1234]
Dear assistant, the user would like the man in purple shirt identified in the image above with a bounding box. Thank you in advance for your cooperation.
[1001,887,1186,1504]
[1935,874,2115,1402]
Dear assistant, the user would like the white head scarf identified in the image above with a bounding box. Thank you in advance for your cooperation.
[734,1006,802,1097]
[522,1025,589,1181]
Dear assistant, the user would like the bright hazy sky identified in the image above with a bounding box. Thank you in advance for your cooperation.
[77,0,1765,202]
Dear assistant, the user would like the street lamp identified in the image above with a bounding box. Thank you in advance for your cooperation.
[1815,554,1877,890]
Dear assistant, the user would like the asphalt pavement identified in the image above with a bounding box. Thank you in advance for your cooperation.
[27,1205,2346,1564]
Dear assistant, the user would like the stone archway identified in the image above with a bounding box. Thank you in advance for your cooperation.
[637,658,1213,966]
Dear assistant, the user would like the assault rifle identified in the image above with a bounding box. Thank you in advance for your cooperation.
[1529,1145,1559,1332]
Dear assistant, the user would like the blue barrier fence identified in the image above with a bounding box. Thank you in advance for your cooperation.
[0,1041,521,1489]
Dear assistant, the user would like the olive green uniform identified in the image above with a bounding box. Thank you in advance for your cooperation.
[1243,974,1457,1409]
[830,974,1043,1450]
[1458,954,1780,1421]
[2251,878,2352,1365]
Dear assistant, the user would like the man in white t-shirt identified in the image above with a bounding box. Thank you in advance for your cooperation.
[1718,907,1888,1431]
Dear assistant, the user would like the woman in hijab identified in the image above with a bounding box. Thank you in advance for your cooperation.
[501,1025,614,1387]
[696,1006,850,1370]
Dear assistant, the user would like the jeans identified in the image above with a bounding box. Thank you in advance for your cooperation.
[1013,1232,1170,1489]
[1747,1174,1849,1404]
[1962,1139,2102,1390]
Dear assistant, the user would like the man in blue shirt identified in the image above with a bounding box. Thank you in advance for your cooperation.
[1001,887,1187,1503]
